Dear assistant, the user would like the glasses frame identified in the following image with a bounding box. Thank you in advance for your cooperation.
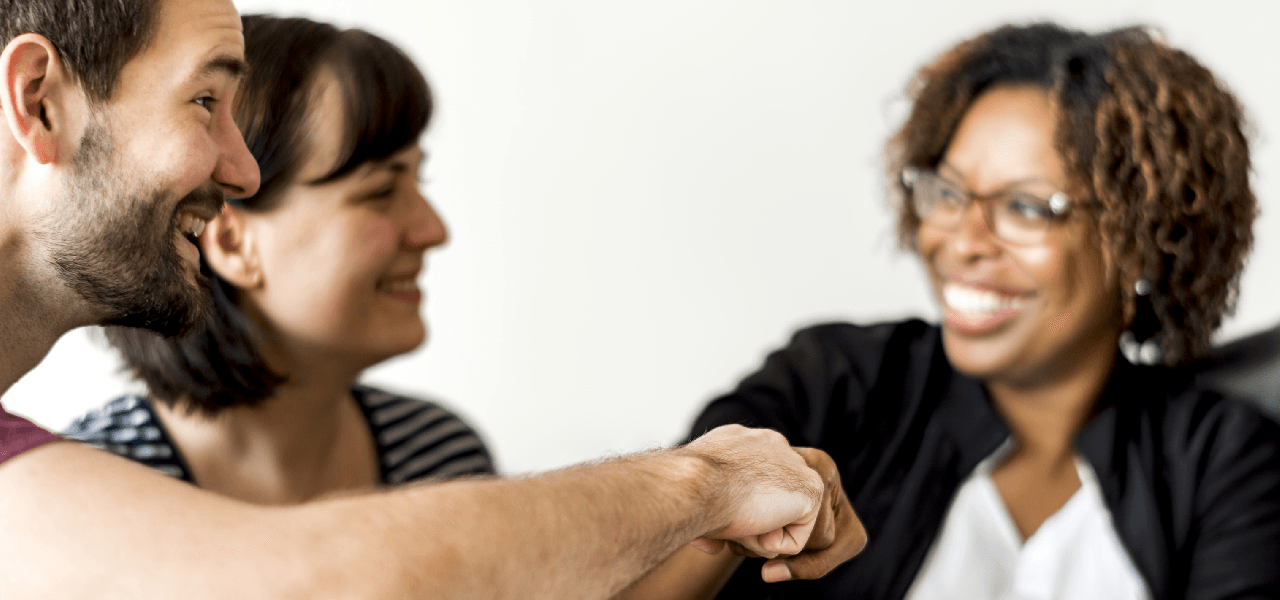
[901,165,1075,247]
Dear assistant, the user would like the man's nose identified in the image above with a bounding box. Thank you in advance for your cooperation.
[211,112,261,199]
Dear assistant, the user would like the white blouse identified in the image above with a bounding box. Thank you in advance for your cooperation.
[905,442,1150,600]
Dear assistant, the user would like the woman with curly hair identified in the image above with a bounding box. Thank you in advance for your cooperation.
[688,22,1280,599]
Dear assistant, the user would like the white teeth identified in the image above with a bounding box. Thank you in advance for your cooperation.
[178,212,208,237]
[942,283,1028,316]
[378,279,418,293]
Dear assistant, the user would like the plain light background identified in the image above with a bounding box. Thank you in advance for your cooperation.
[7,0,1279,474]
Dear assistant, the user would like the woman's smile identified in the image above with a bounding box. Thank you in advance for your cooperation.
[940,281,1034,334]
[376,271,423,305]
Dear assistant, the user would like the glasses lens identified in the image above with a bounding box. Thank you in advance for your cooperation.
[990,193,1057,245]
[914,172,965,227]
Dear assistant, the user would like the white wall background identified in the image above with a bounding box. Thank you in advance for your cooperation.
[7,0,1279,474]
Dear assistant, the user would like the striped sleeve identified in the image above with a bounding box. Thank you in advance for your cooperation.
[62,395,190,481]
[356,386,496,485]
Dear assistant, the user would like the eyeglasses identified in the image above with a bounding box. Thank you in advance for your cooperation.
[902,166,1078,247]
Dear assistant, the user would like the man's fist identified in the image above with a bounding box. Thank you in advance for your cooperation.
[681,425,823,558]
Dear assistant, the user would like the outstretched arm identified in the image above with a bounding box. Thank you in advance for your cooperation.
[0,425,820,599]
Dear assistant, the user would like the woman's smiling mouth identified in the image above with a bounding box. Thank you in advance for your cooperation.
[941,282,1033,334]
[376,275,422,304]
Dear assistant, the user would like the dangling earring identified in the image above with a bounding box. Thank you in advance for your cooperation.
[1119,278,1162,365]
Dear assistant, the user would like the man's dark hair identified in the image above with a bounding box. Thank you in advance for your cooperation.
[105,14,433,415]
[0,0,162,101]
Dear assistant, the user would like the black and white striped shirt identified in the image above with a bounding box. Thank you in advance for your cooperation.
[63,385,494,485]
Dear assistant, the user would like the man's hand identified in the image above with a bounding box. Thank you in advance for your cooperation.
[679,425,824,558]
[692,446,867,583]
[759,447,866,581]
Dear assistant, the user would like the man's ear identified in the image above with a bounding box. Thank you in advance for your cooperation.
[1,33,76,165]
[201,207,264,289]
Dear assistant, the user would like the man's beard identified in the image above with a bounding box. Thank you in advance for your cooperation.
[38,119,224,337]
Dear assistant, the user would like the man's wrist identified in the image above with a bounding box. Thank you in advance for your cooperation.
[666,444,734,537]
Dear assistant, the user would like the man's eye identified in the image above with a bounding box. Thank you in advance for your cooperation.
[369,186,396,200]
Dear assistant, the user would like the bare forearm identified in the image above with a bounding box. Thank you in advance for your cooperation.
[313,449,729,599]
[1,444,730,599]
[309,426,822,598]
[1,426,815,599]
[0,443,319,599]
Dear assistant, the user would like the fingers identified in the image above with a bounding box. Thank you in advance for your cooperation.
[683,430,863,585]
[688,425,827,569]
[748,447,867,583]
[762,561,793,583]
[730,534,781,559]
[794,447,839,551]
[768,486,868,581]
[728,500,819,560]
[771,525,866,580]
[770,509,817,556]
[807,502,837,552]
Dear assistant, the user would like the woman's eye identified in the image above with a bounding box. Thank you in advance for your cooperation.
[369,186,396,200]
[937,184,965,206]
[1004,195,1055,221]
[194,96,215,111]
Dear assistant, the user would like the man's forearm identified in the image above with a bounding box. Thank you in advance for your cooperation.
[2,427,816,599]
[310,449,729,599]
[299,426,817,599]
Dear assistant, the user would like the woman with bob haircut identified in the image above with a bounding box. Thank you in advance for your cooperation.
[690,22,1280,599]
[64,14,495,502]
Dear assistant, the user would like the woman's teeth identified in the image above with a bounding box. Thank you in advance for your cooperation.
[943,283,1028,316]
[178,212,208,238]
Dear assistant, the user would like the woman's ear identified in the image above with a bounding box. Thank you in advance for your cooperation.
[1,33,79,165]
[200,207,263,288]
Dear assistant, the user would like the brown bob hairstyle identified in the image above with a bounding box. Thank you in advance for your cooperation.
[105,15,433,415]
[887,23,1255,366]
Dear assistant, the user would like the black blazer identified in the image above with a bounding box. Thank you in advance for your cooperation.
[692,319,1280,600]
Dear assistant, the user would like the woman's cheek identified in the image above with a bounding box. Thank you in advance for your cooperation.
[916,227,946,283]
[1009,245,1059,287]
[354,217,401,262]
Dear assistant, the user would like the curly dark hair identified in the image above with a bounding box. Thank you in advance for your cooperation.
[886,23,1255,366]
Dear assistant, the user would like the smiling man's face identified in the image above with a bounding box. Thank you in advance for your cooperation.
[34,0,259,336]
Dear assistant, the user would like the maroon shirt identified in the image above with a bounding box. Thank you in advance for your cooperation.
[0,402,60,465]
